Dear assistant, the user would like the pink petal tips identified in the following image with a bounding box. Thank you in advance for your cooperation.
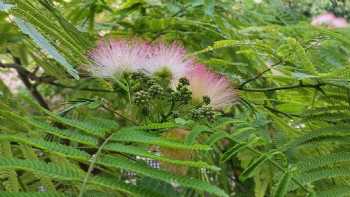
[143,42,194,81]
[88,39,151,77]
[311,12,349,28]
[186,64,238,110]
[88,40,194,81]
[88,38,239,110]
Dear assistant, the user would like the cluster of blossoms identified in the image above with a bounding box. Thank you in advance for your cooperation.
[311,12,348,28]
[88,39,238,111]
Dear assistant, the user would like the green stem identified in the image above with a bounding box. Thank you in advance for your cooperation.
[78,134,114,197]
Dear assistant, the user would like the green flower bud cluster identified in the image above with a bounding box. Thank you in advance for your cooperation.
[191,105,215,122]
[190,95,215,121]
[149,84,163,96]
[172,77,192,104]
[134,90,151,105]
[146,79,164,97]
[130,72,165,105]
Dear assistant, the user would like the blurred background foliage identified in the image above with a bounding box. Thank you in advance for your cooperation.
[1,0,350,197]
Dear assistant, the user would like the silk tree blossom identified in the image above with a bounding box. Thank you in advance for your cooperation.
[311,12,349,28]
[186,64,238,110]
[88,40,194,82]
[88,39,151,77]
[143,42,194,81]
[332,17,349,28]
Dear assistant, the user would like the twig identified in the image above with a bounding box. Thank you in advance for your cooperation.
[263,105,301,118]
[78,133,114,197]
[102,104,138,125]
[239,82,327,92]
[1,58,50,110]
[239,60,282,88]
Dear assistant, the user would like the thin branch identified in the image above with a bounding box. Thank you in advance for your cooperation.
[78,133,114,197]
[239,82,327,92]
[1,59,50,110]
[263,105,301,118]
[239,60,282,88]
[102,104,138,125]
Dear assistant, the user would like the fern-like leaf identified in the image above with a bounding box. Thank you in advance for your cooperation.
[0,134,90,160]
[104,143,220,171]
[99,155,228,197]
[316,186,350,197]
[111,128,211,150]
[0,193,66,197]
[0,158,158,196]
[295,152,350,172]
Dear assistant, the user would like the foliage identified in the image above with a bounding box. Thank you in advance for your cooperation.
[0,0,350,197]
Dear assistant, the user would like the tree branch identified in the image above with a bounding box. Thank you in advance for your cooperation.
[0,59,50,110]
[239,60,282,88]
[239,81,328,92]
[263,105,301,118]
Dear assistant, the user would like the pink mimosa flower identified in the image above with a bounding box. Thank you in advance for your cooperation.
[312,12,348,28]
[186,64,238,110]
[332,17,349,28]
[88,39,151,77]
[311,12,336,26]
[144,42,194,81]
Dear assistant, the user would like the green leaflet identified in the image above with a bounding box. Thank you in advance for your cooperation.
[205,131,230,146]
[273,170,292,197]
[0,109,99,146]
[136,122,178,130]
[316,186,350,197]
[29,119,98,146]
[221,142,251,162]
[295,152,350,172]
[0,158,84,180]
[104,143,220,171]
[99,155,228,197]
[89,176,165,197]
[204,0,215,16]
[239,154,270,182]
[0,142,21,192]
[0,1,13,11]
[0,134,90,160]
[0,158,159,197]
[185,125,211,145]
[0,134,223,196]
[38,0,91,49]
[193,40,240,55]
[8,0,91,59]
[277,37,316,74]
[283,126,350,151]
[111,128,211,150]
[19,144,56,192]
[290,167,350,191]
[43,109,118,137]
[0,192,66,197]
[11,17,79,79]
